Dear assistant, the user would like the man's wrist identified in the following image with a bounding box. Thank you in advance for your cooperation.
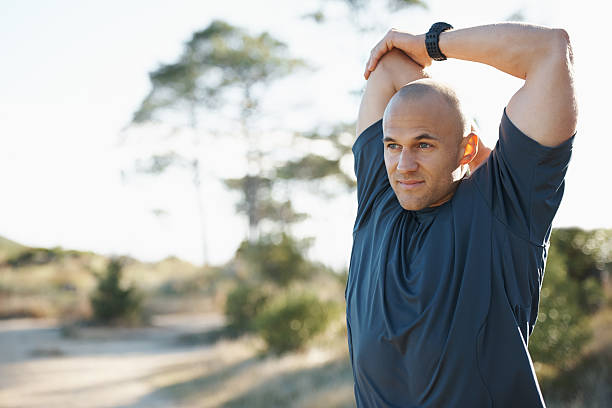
[416,33,427,55]
[412,33,431,68]
[437,30,452,60]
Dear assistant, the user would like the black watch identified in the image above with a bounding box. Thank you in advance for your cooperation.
[425,22,453,61]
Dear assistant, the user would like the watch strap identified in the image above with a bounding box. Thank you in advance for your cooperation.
[425,22,453,61]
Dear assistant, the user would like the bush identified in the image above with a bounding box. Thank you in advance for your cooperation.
[550,228,609,312]
[224,283,270,335]
[89,257,147,326]
[5,247,64,267]
[529,244,593,368]
[235,233,312,287]
[254,291,339,354]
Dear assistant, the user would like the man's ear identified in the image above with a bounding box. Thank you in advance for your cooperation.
[459,132,479,165]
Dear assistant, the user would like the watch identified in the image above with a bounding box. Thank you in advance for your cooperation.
[425,22,453,61]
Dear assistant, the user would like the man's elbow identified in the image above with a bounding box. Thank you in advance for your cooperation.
[536,27,578,141]
[550,28,574,65]
[525,27,573,80]
[553,28,570,45]
[552,28,577,130]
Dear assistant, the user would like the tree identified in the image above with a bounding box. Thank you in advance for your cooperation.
[124,19,308,262]
[90,257,146,326]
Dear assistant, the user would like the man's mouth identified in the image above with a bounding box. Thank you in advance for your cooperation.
[396,179,424,190]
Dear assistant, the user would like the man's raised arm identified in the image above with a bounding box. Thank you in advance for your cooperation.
[365,22,577,147]
[356,48,428,138]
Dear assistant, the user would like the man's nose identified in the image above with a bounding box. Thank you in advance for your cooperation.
[397,149,418,172]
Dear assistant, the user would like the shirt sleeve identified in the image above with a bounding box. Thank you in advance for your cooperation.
[472,108,575,245]
[352,118,392,232]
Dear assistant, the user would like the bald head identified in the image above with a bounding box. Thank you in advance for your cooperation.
[384,78,471,140]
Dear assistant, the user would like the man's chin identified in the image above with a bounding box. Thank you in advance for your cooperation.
[400,204,426,211]
[397,198,426,211]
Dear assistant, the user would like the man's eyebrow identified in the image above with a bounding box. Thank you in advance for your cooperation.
[382,133,440,142]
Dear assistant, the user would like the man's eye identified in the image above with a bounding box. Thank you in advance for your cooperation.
[418,142,432,149]
[387,143,401,150]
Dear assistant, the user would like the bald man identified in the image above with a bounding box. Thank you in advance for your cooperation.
[345,23,576,407]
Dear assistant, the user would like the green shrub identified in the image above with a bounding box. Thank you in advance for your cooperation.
[550,228,609,312]
[5,247,64,267]
[254,292,339,354]
[235,233,312,287]
[529,245,593,368]
[90,257,146,326]
[224,283,270,334]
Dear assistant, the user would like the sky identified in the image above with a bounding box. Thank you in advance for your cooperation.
[0,0,610,270]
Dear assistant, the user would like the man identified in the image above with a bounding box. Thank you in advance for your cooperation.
[345,22,576,407]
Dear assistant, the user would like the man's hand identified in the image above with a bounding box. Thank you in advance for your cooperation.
[364,30,431,80]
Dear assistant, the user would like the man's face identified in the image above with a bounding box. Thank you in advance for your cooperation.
[383,94,466,211]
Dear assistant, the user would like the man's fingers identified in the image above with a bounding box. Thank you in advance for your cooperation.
[364,49,379,79]
[365,31,395,78]
[363,29,432,79]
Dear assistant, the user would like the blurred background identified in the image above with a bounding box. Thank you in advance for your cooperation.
[0,0,610,407]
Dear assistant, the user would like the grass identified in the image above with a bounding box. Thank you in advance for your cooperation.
[221,354,354,408]
[153,330,355,408]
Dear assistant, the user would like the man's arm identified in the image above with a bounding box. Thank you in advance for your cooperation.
[438,23,576,147]
[352,50,431,229]
[364,23,577,147]
[356,48,428,138]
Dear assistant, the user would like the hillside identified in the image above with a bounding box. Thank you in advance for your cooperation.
[0,234,222,320]
[0,234,27,263]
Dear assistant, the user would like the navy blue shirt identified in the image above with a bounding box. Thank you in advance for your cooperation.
[345,109,574,407]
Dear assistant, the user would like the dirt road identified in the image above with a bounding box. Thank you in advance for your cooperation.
[0,313,225,408]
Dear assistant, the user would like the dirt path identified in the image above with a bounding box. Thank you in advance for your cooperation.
[0,313,224,408]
